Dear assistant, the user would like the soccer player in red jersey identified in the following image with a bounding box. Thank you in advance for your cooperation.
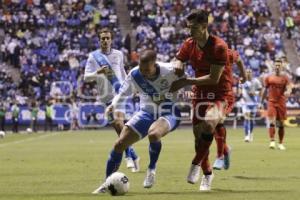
[260,58,292,150]
[170,10,233,191]
[213,49,246,170]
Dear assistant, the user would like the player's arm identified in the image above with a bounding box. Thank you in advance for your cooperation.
[259,77,269,109]
[84,54,110,82]
[173,40,190,76]
[109,73,135,112]
[236,58,247,84]
[187,64,224,85]
[170,64,224,92]
[284,82,293,97]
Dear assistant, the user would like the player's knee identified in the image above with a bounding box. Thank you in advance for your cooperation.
[114,138,127,152]
[201,132,214,142]
[112,120,124,133]
[148,128,161,142]
[269,123,275,127]
[276,121,284,128]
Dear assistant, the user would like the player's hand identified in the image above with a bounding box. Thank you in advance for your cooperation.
[284,91,291,97]
[105,105,114,121]
[173,60,184,77]
[97,66,110,75]
[105,105,114,114]
[169,78,187,93]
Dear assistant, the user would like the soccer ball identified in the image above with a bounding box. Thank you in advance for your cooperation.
[26,128,32,133]
[0,131,5,138]
[106,172,130,196]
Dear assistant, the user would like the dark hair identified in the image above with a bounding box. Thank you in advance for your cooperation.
[275,58,283,63]
[186,9,209,24]
[140,49,157,64]
[98,27,113,38]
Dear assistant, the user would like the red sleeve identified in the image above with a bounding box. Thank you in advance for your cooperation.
[176,39,190,62]
[210,42,228,65]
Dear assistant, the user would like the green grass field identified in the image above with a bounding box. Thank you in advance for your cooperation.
[0,127,300,200]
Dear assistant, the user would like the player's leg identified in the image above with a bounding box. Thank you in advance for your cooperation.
[200,152,214,191]
[188,102,225,190]
[92,126,140,194]
[193,102,225,165]
[111,111,139,171]
[213,123,228,170]
[144,108,181,188]
[243,105,251,142]
[93,111,154,194]
[106,126,140,178]
[267,103,276,149]
[213,98,233,170]
[277,105,287,150]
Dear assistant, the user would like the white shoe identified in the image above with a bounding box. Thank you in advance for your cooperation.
[213,157,224,170]
[125,157,134,168]
[269,141,276,149]
[199,173,214,191]
[143,168,156,188]
[244,135,250,142]
[131,157,140,172]
[187,164,200,184]
[278,143,286,150]
[250,133,254,142]
[92,182,107,194]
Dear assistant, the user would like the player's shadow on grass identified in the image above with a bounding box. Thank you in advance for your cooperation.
[233,175,300,180]
[213,189,291,194]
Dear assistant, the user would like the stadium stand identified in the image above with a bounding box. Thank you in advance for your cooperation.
[0,0,299,130]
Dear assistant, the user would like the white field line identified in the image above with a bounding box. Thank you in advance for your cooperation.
[0,132,60,148]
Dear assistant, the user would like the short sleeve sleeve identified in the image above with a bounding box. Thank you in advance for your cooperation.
[176,40,190,62]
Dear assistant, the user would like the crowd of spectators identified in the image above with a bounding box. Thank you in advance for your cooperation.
[0,0,127,106]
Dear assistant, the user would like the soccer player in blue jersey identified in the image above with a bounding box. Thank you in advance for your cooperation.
[240,69,262,142]
[84,27,139,172]
[92,49,182,194]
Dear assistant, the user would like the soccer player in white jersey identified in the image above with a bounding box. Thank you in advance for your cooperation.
[84,27,139,172]
[92,49,183,194]
[240,69,262,142]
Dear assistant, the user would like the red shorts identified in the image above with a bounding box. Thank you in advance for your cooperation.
[192,100,227,125]
[267,102,287,120]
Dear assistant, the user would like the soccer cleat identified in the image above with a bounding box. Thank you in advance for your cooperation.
[131,157,140,172]
[213,158,224,170]
[143,168,156,188]
[125,157,135,169]
[187,164,200,184]
[278,144,286,150]
[244,135,250,142]
[223,146,231,170]
[269,141,276,149]
[92,182,107,194]
[249,133,254,142]
[199,173,214,191]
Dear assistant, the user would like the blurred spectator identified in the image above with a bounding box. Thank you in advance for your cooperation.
[11,101,20,133]
[44,100,53,132]
[30,100,39,132]
[0,102,6,132]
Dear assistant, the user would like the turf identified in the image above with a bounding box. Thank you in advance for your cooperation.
[0,127,299,200]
